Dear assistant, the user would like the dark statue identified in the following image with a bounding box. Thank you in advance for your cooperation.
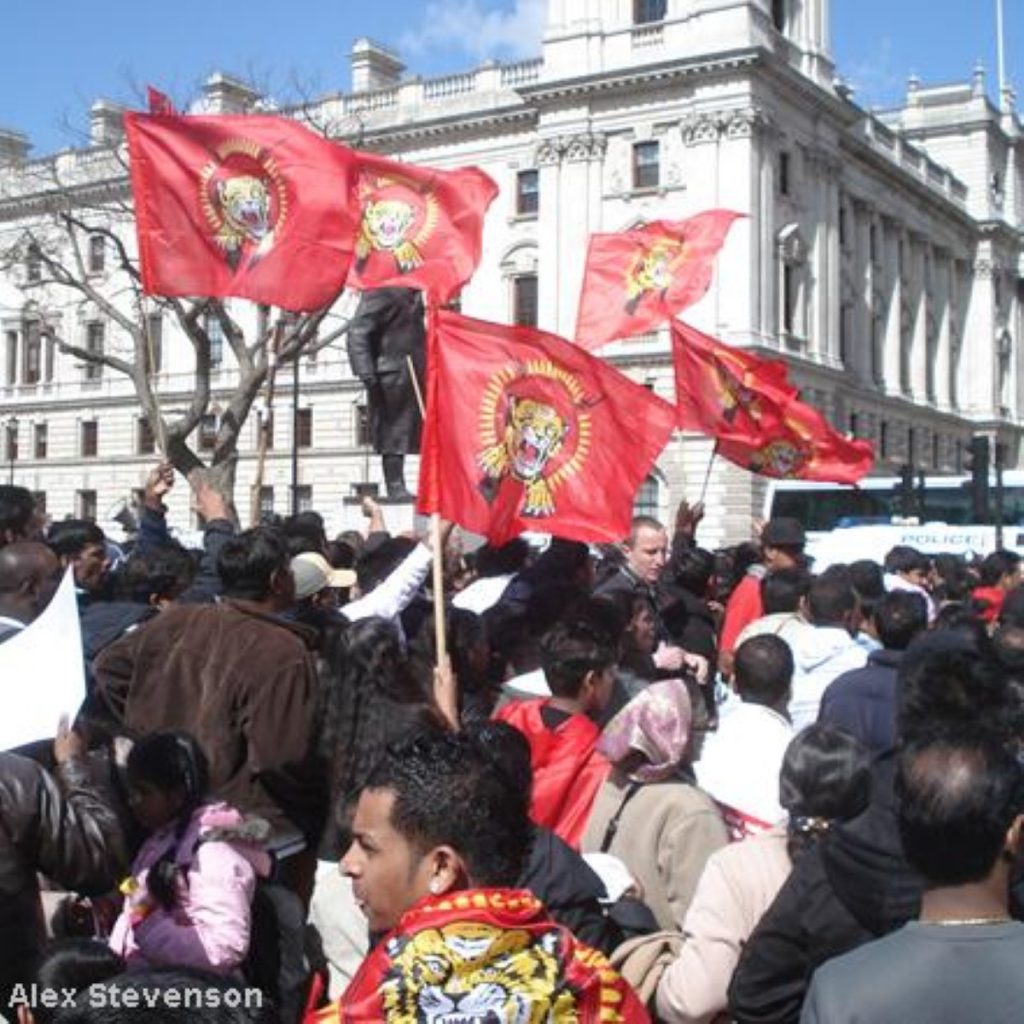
[346,287,426,499]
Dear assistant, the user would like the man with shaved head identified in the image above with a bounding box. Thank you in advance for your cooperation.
[802,728,1024,1023]
[0,541,62,644]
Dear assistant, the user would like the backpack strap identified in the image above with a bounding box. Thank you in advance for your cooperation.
[599,781,644,853]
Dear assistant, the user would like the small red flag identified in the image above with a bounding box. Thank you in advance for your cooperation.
[575,210,743,350]
[417,310,677,544]
[671,320,796,438]
[347,150,498,303]
[146,86,176,115]
[125,112,359,311]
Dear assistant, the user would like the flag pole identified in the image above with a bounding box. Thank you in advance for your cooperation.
[699,440,718,505]
[414,309,457,730]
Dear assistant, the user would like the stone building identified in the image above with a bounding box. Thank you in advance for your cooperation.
[0,0,1021,545]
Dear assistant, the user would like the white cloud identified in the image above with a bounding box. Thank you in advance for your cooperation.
[399,0,547,62]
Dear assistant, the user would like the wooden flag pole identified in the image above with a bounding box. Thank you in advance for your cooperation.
[411,312,457,729]
[699,440,718,505]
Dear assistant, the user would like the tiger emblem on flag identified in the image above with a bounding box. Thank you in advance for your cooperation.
[477,361,593,518]
[748,439,810,478]
[199,139,287,270]
[355,172,439,275]
[624,238,688,314]
[379,922,578,1022]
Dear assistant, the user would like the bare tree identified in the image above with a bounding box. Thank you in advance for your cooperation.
[0,147,350,519]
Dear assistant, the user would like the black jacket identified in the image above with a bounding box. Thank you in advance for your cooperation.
[0,753,126,1009]
[520,825,622,955]
[818,649,902,754]
[728,752,923,1024]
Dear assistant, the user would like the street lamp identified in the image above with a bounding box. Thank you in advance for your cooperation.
[5,415,17,486]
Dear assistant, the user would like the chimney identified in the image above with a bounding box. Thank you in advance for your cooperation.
[0,128,30,166]
[90,100,127,147]
[200,73,261,114]
[350,38,405,93]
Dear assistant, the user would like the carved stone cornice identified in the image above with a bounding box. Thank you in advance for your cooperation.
[534,132,607,166]
[681,105,771,146]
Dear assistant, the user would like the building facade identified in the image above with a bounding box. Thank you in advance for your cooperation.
[0,0,1021,545]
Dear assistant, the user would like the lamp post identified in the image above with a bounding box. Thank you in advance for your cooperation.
[5,415,17,486]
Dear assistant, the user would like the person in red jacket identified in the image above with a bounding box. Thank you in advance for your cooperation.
[308,730,648,1023]
[719,518,806,678]
[495,618,615,847]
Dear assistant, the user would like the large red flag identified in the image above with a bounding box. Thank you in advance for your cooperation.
[715,400,875,484]
[670,321,872,483]
[671,320,796,439]
[575,210,743,350]
[417,310,677,544]
[125,112,359,311]
[347,150,498,302]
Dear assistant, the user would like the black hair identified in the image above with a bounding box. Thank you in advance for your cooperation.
[524,538,591,588]
[884,545,931,575]
[282,512,327,558]
[364,730,531,887]
[1000,586,1024,628]
[897,629,1015,741]
[848,559,885,618]
[779,724,871,859]
[216,526,289,601]
[355,536,417,593]
[932,553,972,603]
[874,590,928,651]
[980,549,1022,587]
[898,726,1024,886]
[47,519,105,559]
[115,544,196,605]
[59,970,281,1024]
[760,567,810,615]
[734,634,794,708]
[807,574,856,627]
[671,546,716,598]
[474,538,531,578]
[465,719,533,807]
[540,618,615,699]
[0,484,38,543]
[126,731,210,910]
[26,940,123,1024]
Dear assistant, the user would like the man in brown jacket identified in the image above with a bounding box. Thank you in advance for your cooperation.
[94,527,326,863]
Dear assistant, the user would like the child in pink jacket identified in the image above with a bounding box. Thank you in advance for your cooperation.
[110,730,271,974]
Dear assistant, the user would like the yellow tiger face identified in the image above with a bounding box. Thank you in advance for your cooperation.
[216,175,271,244]
[751,440,808,478]
[504,397,569,482]
[380,922,579,1023]
[361,199,416,251]
[628,241,675,299]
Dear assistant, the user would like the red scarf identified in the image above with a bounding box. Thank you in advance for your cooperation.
[307,888,649,1022]
[495,698,611,848]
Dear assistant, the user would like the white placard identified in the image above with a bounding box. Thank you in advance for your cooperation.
[0,567,86,750]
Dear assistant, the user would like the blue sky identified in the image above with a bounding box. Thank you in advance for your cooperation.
[1,1,1019,157]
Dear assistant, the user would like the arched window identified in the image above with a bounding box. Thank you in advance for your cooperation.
[777,224,808,342]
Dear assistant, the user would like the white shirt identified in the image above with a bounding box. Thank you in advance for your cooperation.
[696,699,794,829]
[342,543,433,624]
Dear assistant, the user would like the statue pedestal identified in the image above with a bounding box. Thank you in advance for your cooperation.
[342,490,427,535]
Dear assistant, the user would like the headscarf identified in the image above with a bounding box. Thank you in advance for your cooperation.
[597,678,692,783]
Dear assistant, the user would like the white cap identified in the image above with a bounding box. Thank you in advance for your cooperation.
[290,552,356,600]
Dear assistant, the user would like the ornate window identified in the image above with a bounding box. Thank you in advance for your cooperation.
[777,224,808,342]
[512,274,539,328]
[515,169,539,217]
[632,141,660,190]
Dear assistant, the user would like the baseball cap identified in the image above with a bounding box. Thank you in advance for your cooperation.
[290,552,356,600]
[761,517,806,548]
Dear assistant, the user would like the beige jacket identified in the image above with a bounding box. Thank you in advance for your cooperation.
[582,773,728,931]
[655,829,792,1024]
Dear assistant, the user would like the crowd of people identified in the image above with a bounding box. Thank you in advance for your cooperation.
[2,465,1024,1023]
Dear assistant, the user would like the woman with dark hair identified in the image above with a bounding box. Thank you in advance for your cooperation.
[16,939,123,1024]
[108,731,271,974]
[320,617,446,857]
[656,725,870,1024]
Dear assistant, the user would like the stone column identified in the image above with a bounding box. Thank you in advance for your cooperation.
[882,219,903,394]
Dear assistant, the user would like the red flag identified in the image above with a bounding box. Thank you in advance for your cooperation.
[671,320,796,437]
[146,87,176,115]
[417,310,677,544]
[347,150,498,302]
[575,210,743,350]
[715,401,875,485]
[125,112,359,311]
